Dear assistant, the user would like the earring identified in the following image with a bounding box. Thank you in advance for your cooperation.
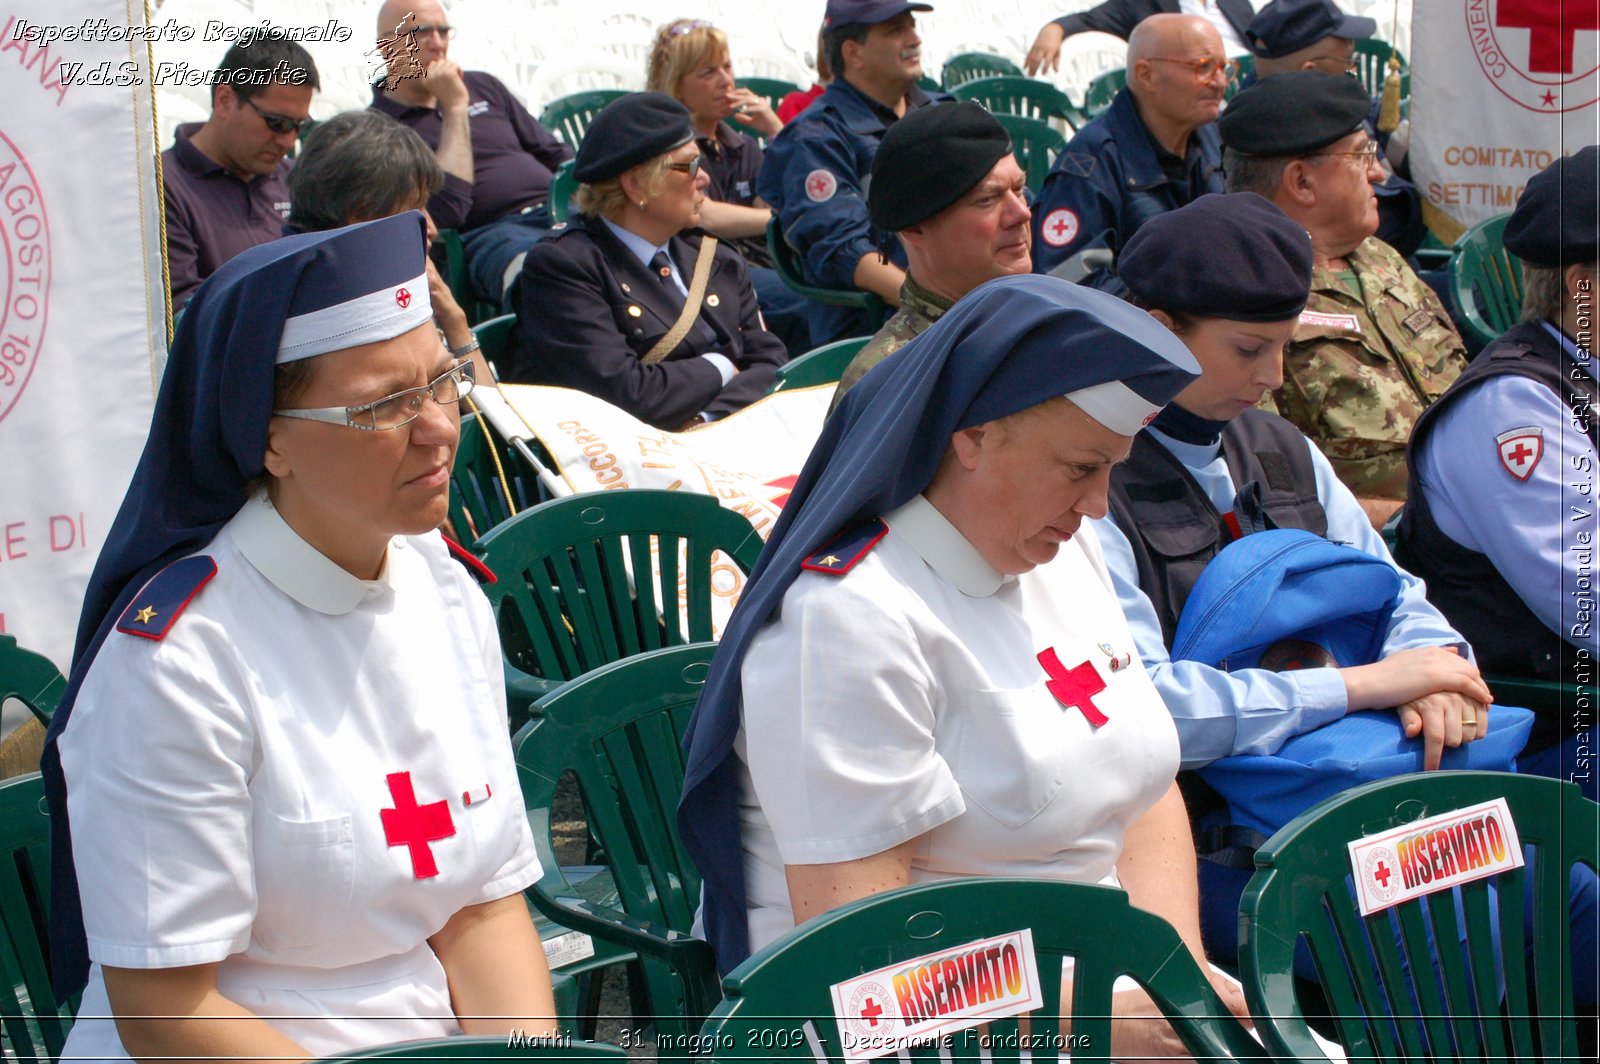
[638,199,647,208]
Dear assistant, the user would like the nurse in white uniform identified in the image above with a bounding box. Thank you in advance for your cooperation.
[679,275,1245,1058]
[41,214,558,1059]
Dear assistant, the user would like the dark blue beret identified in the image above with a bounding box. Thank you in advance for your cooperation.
[824,0,932,29]
[1247,0,1376,59]
[1504,145,1599,268]
[573,92,695,184]
[1120,193,1314,322]
[1219,70,1370,156]
[869,102,1011,231]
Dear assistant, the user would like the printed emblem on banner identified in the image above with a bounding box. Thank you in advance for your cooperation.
[0,131,52,424]
[1298,310,1362,333]
[1040,208,1079,248]
[829,929,1045,1060]
[1347,796,1524,915]
[1463,2,1600,113]
[1496,425,1543,480]
[805,169,838,202]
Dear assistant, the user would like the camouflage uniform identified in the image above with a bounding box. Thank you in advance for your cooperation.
[828,276,954,413]
[1274,236,1467,501]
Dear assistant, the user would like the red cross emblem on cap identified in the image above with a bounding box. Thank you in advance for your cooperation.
[395,287,412,309]
[380,770,455,878]
[1496,426,1543,481]
[1038,647,1109,727]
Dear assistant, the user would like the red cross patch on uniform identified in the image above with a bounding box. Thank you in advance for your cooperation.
[1496,425,1544,481]
[381,771,456,878]
[1040,208,1079,248]
[805,169,837,202]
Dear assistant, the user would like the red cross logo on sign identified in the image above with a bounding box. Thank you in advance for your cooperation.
[1497,0,1600,74]
[1496,425,1544,481]
[1040,208,1079,248]
[1466,2,1600,112]
[1037,647,1109,727]
[395,287,412,309]
[381,770,455,878]
[805,169,837,202]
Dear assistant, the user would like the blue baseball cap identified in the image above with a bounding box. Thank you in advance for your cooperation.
[824,0,932,30]
[1247,0,1376,59]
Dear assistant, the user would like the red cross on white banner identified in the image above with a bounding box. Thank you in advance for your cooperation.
[1496,425,1544,481]
[381,770,455,878]
[1497,0,1600,74]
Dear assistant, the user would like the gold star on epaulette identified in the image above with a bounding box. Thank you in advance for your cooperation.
[134,606,157,624]
[819,555,840,566]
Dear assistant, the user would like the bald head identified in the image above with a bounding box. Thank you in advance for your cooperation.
[1127,13,1219,68]
[376,0,445,41]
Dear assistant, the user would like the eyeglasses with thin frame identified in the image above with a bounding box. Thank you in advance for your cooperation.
[274,362,475,431]
[666,156,704,180]
[244,98,314,138]
[1310,141,1381,167]
[409,23,455,39]
[1146,56,1238,82]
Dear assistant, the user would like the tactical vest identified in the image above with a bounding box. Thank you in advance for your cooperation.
[1399,321,1599,705]
[1108,409,1330,646]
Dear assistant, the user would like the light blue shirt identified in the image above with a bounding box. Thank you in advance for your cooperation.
[1414,321,1599,657]
[1094,423,1469,769]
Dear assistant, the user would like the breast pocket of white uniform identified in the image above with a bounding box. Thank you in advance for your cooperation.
[950,685,1067,829]
[251,811,355,951]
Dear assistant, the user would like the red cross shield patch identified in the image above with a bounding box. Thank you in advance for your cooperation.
[1040,208,1079,248]
[1496,425,1544,481]
[804,169,837,202]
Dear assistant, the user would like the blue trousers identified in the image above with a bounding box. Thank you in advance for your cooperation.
[460,207,555,308]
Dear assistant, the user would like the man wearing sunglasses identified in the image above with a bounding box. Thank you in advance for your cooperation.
[1031,14,1227,290]
[162,31,319,308]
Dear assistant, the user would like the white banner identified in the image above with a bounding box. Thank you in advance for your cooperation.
[1410,2,1600,235]
[0,1,166,672]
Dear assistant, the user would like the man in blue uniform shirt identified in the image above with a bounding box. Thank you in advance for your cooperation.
[1029,14,1226,290]
[756,0,941,346]
[1400,147,1600,798]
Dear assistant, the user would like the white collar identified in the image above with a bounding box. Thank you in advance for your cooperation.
[1146,424,1223,467]
[884,494,1008,598]
[229,493,395,615]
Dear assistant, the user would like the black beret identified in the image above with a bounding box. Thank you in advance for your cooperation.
[1120,193,1314,322]
[869,102,1012,231]
[573,92,695,184]
[1219,71,1370,156]
[1247,0,1376,59]
[1504,145,1599,268]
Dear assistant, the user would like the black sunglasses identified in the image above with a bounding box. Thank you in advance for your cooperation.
[245,98,313,137]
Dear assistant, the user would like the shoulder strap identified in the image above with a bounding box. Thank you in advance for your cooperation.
[641,236,719,366]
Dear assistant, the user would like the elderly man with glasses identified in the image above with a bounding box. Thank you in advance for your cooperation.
[371,0,571,309]
[162,31,319,308]
[1030,14,1228,291]
[1219,71,1468,529]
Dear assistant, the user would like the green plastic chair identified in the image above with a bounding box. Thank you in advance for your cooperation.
[1082,67,1125,118]
[1354,37,1409,101]
[472,489,764,719]
[1,773,76,1062]
[448,400,551,548]
[1239,770,1598,1062]
[941,50,1024,88]
[1450,213,1523,349]
[516,644,721,1060]
[436,228,499,326]
[991,113,1068,194]
[471,313,517,379]
[769,336,869,393]
[948,74,1081,129]
[547,159,578,224]
[316,1034,625,1061]
[0,635,65,726]
[538,90,630,150]
[701,877,1265,1061]
[767,216,888,319]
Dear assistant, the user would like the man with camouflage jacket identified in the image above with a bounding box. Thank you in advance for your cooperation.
[830,102,1032,411]
[1218,71,1466,527]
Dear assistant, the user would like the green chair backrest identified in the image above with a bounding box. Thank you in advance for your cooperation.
[516,644,721,1053]
[0,773,75,1062]
[473,489,764,691]
[766,217,888,316]
[0,635,65,726]
[1226,54,1254,101]
[448,403,549,547]
[436,228,499,326]
[1239,770,1598,1062]
[991,113,1068,193]
[1354,37,1409,100]
[1450,213,1523,349]
[538,90,630,150]
[316,1033,626,1061]
[472,313,518,379]
[948,75,1080,128]
[548,159,578,224]
[770,336,870,393]
[942,50,1024,88]
[1082,67,1125,118]
[701,877,1265,1061]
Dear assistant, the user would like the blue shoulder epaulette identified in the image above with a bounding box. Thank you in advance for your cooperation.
[115,555,218,641]
[802,519,888,575]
